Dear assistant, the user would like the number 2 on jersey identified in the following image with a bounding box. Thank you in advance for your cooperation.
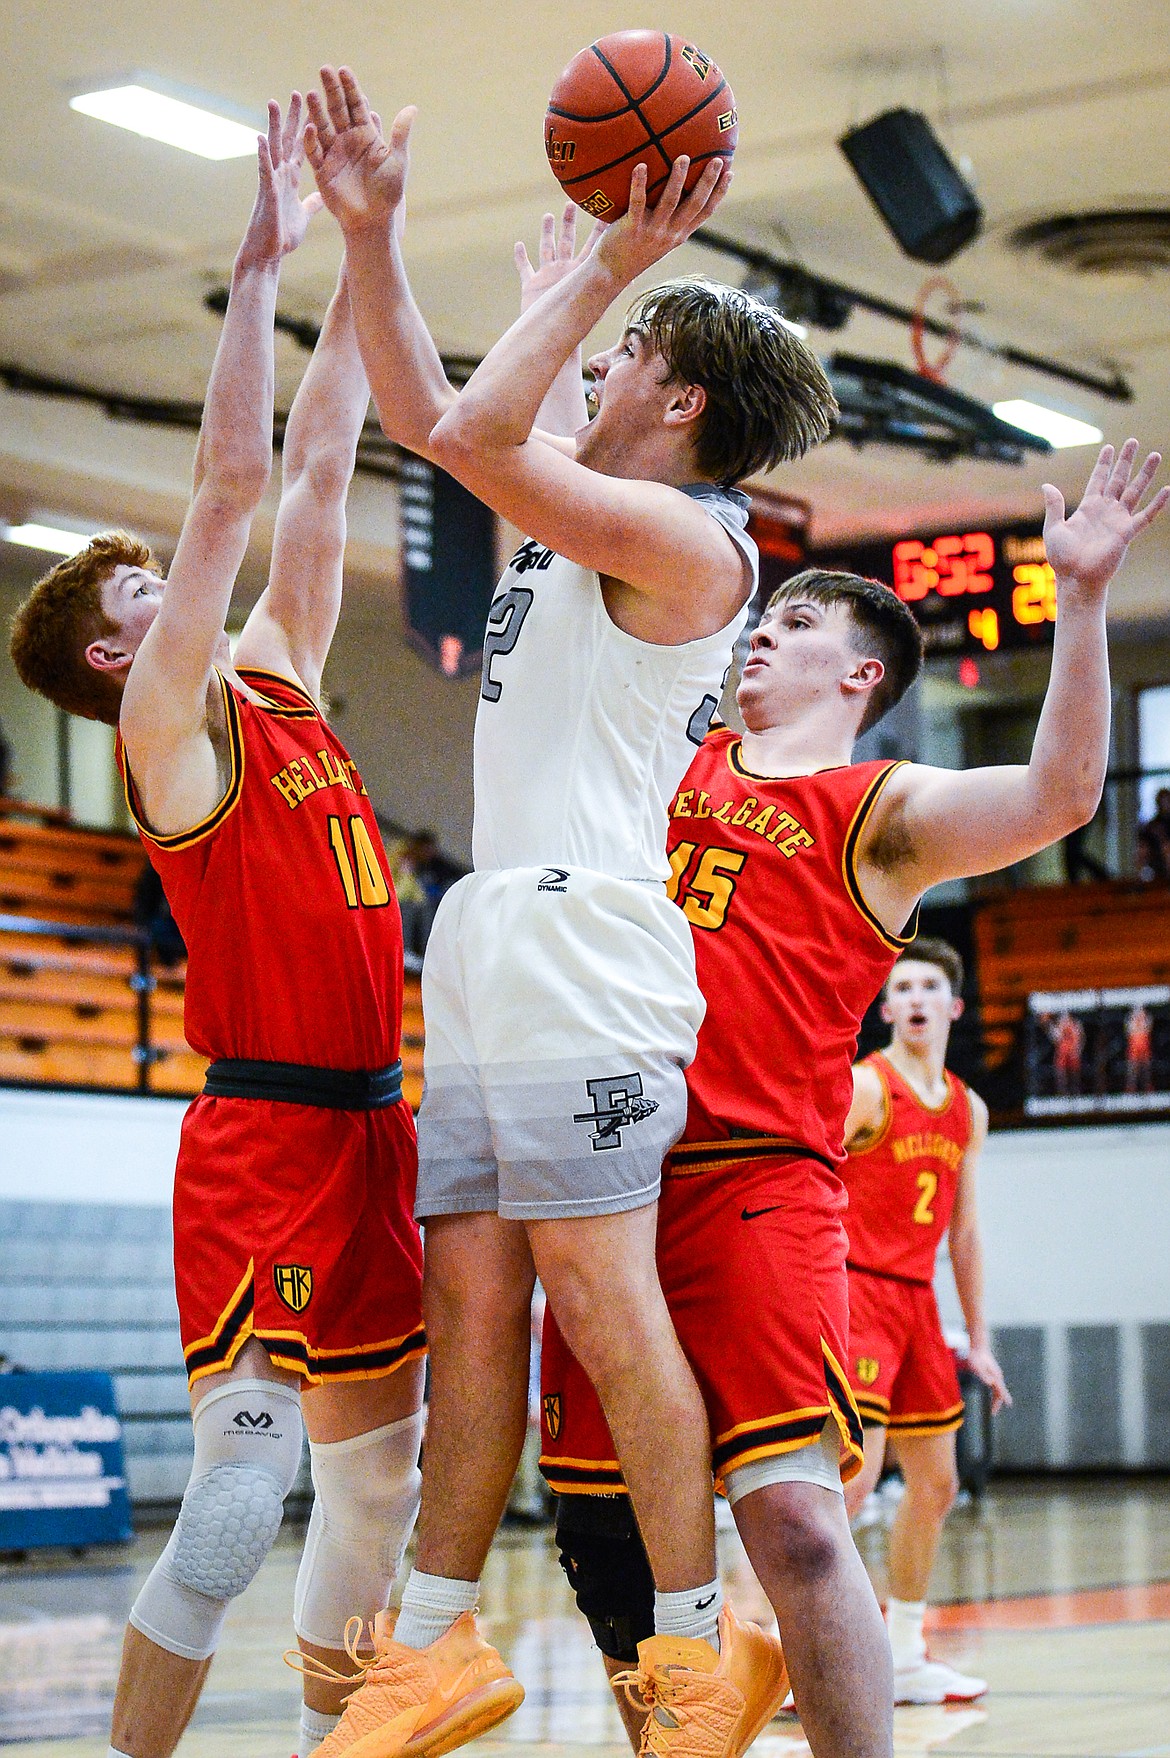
[913,1171,938,1225]
[329,815,391,909]
[667,842,747,931]
[481,587,535,702]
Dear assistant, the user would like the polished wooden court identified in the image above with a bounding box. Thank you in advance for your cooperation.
[2,1477,1167,1757]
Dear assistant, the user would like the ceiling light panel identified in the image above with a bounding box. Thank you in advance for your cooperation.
[992,401,1104,449]
[70,84,258,160]
[4,523,93,556]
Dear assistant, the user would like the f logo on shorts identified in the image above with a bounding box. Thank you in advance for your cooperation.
[274,1264,313,1314]
[573,1074,659,1151]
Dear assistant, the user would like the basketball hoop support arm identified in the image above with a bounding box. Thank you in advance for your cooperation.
[694,228,1133,403]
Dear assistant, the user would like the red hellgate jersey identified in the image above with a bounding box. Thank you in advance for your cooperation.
[668,728,915,1171]
[117,668,404,1068]
[842,1051,973,1283]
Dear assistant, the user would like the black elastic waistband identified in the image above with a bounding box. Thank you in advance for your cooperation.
[846,1259,931,1289]
[203,1057,403,1110]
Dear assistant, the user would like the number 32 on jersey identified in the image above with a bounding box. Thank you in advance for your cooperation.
[667,842,746,932]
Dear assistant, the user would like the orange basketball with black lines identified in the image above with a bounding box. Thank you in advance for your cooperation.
[545,31,738,222]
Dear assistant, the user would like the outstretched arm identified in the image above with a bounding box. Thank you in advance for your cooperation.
[234,266,370,701]
[947,1093,1011,1414]
[122,96,319,773]
[428,159,746,619]
[305,72,455,457]
[859,441,1169,928]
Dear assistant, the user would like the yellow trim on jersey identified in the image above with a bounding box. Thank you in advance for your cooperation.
[841,762,918,952]
[235,665,319,719]
[123,672,245,851]
[873,1048,956,1118]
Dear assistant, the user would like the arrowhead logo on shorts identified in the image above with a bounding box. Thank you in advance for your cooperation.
[543,1391,562,1441]
[857,1356,880,1386]
[573,1074,659,1152]
[274,1263,313,1314]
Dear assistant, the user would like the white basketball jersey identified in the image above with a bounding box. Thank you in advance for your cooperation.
[472,486,757,883]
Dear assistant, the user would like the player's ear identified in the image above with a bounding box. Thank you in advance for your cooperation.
[85,638,134,676]
[664,379,706,429]
[880,998,894,1023]
[950,994,965,1022]
[843,656,885,698]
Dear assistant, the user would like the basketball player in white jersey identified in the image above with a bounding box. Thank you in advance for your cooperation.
[299,67,835,1756]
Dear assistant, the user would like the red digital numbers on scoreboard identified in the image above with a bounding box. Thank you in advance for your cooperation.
[892,532,996,602]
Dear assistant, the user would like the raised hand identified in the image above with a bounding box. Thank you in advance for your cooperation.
[594,154,729,288]
[305,66,413,237]
[515,201,606,314]
[1042,440,1169,596]
[238,94,323,269]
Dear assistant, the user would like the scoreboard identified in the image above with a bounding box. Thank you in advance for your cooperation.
[815,523,1056,656]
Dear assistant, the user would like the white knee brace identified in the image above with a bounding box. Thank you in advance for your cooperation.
[293,1409,424,1649]
[130,1379,303,1661]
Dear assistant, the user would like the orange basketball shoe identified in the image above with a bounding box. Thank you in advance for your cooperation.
[306,1610,525,1758]
[615,1605,788,1758]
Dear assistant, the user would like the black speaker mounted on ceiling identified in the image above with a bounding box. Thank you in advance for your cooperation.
[839,107,982,264]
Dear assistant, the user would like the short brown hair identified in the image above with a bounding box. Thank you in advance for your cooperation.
[766,568,924,735]
[9,532,159,724]
[625,278,838,487]
[889,937,964,997]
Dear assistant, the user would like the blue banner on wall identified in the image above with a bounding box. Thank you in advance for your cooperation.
[0,1372,132,1549]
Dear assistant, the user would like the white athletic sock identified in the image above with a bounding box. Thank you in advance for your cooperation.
[653,1582,722,1651]
[299,1705,340,1756]
[394,1569,480,1649]
[886,1597,927,1668]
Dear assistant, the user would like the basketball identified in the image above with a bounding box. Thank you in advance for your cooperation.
[544,30,738,222]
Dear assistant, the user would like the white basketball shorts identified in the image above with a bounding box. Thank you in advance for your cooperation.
[415,866,704,1221]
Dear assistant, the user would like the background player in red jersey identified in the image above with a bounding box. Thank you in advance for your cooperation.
[10,101,425,1758]
[843,939,1010,1704]
[542,439,1167,1758]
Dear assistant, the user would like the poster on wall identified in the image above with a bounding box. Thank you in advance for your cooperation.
[1025,985,1170,1116]
[0,1371,132,1549]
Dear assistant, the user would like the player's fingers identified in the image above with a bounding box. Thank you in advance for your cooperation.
[1121,446,1161,509]
[540,210,557,264]
[1130,482,1170,535]
[305,90,335,156]
[1083,442,1115,501]
[1106,435,1139,497]
[303,119,324,170]
[657,154,689,221]
[388,105,417,152]
[338,67,373,129]
[559,199,577,258]
[515,240,533,279]
[282,90,303,160]
[1040,483,1066,528]
[680,158,726,226]
[318,65,351,134]
[302,190,325,219]
[256,133,274,181]
[627,161,649,226]
[583,218,608,256]
[266,99,283,167]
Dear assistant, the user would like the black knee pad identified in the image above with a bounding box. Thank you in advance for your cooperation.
[555,1493,655,1663]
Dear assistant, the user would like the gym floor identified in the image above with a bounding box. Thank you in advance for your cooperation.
[1,1477,1168,1757]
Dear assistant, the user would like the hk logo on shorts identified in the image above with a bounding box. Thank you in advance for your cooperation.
[543,1392,562,1441]
[573,1074,659,1151]
[537,868,569,893]
[274,1263,313,1313]
[857,1357,880,1386]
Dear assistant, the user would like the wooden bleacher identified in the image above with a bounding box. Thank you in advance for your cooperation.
[0,798,426,1104]
[973,881,1170,1067]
